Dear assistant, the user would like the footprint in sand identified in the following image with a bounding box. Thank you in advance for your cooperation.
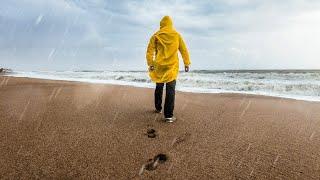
[147,129,156,138]
[139,154,168,175]
[173,133,191,145]
[145,154,168,171]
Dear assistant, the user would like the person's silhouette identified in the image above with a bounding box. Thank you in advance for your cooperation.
[146,16,191,123]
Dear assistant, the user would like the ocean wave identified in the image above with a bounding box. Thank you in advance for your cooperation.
[9,70,320,101]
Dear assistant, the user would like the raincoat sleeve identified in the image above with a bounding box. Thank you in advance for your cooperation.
[146,35,156,66]
[179,35,191,66]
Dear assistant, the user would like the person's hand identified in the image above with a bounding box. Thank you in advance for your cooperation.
[149,66,154,71]
[185,66,189,72]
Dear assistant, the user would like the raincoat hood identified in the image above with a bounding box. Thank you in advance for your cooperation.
[146,16,191,83]
[155,16,176,58]
[160,16,173,29]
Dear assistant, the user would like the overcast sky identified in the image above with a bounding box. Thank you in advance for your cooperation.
[1,0,320,71]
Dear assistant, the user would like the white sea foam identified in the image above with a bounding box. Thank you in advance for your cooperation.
[7,70,320,102]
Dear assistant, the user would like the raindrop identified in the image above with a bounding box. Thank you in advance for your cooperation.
[240,100,251,119]
[273,154,280,166]
[49,88,57,101]
[49,24,55,33]
[250,169,254,176]
[138,164,145,176]
[54,87,62,98]
[0,78,6,86]
[72,47,79,57]
[19,101,30,121]
[167,162,174,172]
[35,14,43,25]
[309,132,315,141]
[144,154,168,171]
[145,160,157,171]
[5,76,10,85]
[48,48,56,61]
[17,146,23,154]
[106,14,113,24]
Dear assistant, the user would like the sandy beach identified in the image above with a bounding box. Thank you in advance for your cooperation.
[0,76,320,179]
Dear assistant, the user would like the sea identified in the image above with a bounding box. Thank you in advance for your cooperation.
[6,70,320,102]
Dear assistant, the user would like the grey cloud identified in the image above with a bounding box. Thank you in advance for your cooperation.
[0,0,320,71]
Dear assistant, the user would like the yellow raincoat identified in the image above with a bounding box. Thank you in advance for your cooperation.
[146,16,191,83]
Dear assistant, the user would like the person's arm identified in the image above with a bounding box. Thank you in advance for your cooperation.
[178,34,191,72]
[146,35,156,70]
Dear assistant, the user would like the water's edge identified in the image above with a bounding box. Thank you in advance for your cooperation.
[4,72,320,102]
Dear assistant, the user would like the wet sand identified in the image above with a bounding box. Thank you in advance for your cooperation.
[0,76,320,179]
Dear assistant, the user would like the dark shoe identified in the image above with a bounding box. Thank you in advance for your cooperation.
[165,116,176,123]
[155,109,162,114]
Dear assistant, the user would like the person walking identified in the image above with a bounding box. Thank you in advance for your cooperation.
[146,16,191,123]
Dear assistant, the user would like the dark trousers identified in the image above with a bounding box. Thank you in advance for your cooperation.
[154,80,176,118]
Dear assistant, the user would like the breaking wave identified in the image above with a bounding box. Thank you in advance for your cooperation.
[8,70,320,101]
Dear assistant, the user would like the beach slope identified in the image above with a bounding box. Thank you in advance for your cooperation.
[0,76,320,179]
